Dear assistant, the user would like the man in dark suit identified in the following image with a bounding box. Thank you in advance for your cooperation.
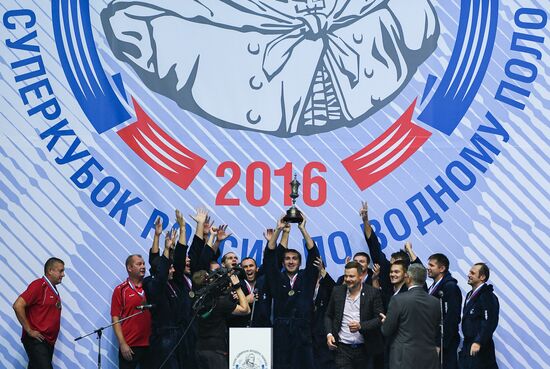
[459,263,499,369]
[325,261,384,369]
[380,263,440,369]
[427,253,462,369]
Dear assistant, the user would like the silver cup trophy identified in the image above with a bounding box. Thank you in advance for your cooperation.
[283,174,304,223]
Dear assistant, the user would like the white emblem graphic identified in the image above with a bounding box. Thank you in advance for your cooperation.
[232,350,267,369]
[102,0,439,136]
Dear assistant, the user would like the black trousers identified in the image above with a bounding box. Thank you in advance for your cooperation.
[150,329,183,369]
[119,346,152,369]
[442,336,460,369]
[334,343,369,369]
[273,319,314,369]
[197,350,228,369]
[22,336,54,369]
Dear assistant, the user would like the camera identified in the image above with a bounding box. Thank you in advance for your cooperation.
[192,266,244,315]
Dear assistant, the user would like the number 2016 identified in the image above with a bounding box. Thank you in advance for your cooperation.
[215,162,327,207]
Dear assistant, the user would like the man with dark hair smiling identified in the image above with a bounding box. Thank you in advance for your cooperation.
[426,253,462,369]
[325,261,384,369]
[13,257,65,369]
[459,263,499,369]
[264,214,319,369]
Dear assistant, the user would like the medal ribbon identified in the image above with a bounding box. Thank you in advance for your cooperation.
[289,274,298,290]
[42,276,59,297]
[244,280,255,294]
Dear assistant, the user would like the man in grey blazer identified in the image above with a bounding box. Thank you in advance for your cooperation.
[325,261,384,369]
[380,263,440,369]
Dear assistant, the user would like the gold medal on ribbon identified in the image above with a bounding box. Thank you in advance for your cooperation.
[288,290,295,296]
[189,291,195,298]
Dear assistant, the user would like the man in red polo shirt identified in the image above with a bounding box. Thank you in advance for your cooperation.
[111,254,152,369]
[13,257,65,369]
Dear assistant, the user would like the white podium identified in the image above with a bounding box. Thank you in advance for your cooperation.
[229,327,272,369]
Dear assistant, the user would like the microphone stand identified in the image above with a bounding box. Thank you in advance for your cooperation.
[74,310,144,369]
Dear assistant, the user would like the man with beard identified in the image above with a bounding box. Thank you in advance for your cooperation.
[459,263,499,369]
[111,254,152,369]
[264,214,319,369]
[325,261,384,369]
[426,253,462,369]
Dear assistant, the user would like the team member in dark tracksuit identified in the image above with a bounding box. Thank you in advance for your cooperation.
[264,214,320,369]
[144,231,184,369]
[312,257,336,369]
[426,253,462,369]
[459,263,499,369]
[148,211,198,369]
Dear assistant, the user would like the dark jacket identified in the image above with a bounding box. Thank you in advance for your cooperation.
[428,272,462,349]
[264,244,320,321]
[381,287,440,369]
[312,273,336,338]
[324,283,385,356]
[460,284,499,369]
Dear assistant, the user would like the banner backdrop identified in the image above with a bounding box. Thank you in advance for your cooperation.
[1,0,548,368]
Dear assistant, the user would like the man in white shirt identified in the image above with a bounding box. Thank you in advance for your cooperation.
[325,261,384,369]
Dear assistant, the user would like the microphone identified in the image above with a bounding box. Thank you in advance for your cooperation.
[136,304,155,310]
[438,290,444,298]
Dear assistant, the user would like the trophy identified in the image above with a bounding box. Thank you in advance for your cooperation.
[283,174,304,223]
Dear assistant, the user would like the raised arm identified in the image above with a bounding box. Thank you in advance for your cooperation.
[279,223,291,248]
[176,209,186,245]
[301,214,320,287]
[360,201,386,266]
[266,215,287,250]
[156,230,176,284]
[174,209,189,280]
[189,208,209,274]
[404,241,421,265]
[230,274,251,315]
[149,216,163,268]
[298,213,314,250]
[190,207,208,241]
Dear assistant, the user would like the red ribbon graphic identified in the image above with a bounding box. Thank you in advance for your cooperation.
[341,100,431,190]
[117,98,206,190]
